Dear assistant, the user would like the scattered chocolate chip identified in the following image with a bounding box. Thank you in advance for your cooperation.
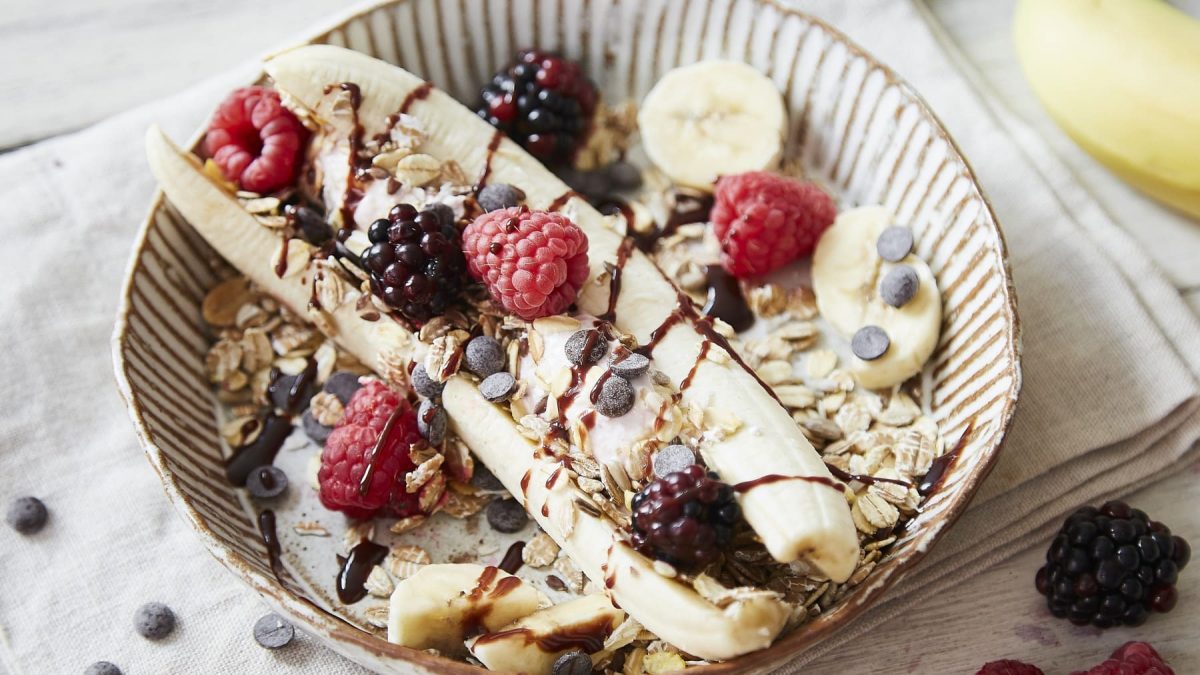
[301,411,333,446]
[608,351,649,380]
[323,371,364,405]
[418,400,447,445]
[607,162,643,191]
[564,329,607,366]
[595,376,635,418]
[480,372,517,402]
[472,465,506,491]
[246,466,289,500]
[478,184,521,212]
[552,650,594,675]
[653,445,697,478]
[486,498,529,533]
[6,496,47,534]
[428,202,457,228]
[851,325,891,361]
[464,336,505,378]
[410,363,444,399]
[134,602,176,641]
[286,205,332,246]
[876,225,914,262]
[879,265,920,307]
[253,613,295,649]
[85,662,122,675]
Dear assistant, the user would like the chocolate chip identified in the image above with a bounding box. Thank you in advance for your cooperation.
[608,350,649,380]
[134,602,176,641]
[486,498,529,533]
[286,205,331,246]
[552,650,594,675]
[253,613,295,649]
[879,265,919,307]
[595,375,635,418]
[472,465,506,491]
[301,410,333,446]
[564,329,607,366]
[876,225,914,262]
[653,445,697,478]
[428,202,457,228]
[418,400,447,445]
[851,325,890,361]
[478,184,521,212]
[269,373,315,412]
[465,336,505,378]
[410,363,444,399]
[6,496,47,534]
[323,371,364,405]
[607,161,643,191]
[480,372,517,402]
[246,466,288,500]
[85,662,123,675]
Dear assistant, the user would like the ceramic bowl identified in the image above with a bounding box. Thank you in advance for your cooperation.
[113,0,1021,672]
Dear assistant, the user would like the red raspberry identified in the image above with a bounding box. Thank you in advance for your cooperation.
[976,661,1045,675]
[462,207,589,320]
[1070,642,1175,675]
[204,86,306,194]
[318,381,432,520]
[710,171,836,278]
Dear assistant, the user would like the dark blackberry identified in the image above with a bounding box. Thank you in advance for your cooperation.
[360,202,467,324]
[1036,500,1189,628]
[630,465,741,571]
[476,50,598,164]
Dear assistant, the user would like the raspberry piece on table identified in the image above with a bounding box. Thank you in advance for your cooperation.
[204,86,307,194]
[710,171,836,278]
[318,381,433,520]
[976,660,1045,675]
[1070,641,1175,675]
[462,207,589,320]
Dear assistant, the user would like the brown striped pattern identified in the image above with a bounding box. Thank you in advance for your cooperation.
[114,0,1020,672]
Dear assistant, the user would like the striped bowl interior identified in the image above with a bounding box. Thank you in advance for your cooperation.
[113,0,1021,672]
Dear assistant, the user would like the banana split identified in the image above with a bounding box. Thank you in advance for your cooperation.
[150,44,950,672]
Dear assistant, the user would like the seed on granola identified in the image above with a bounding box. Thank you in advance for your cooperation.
[565,329,608,366]
[652,445,696,478]
[465,335,505,377]
[410,363,444,398]
[480,372,517,402]
[851,326,890,361]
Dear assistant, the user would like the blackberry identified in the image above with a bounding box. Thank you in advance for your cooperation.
[361,202,467,323]
[1036,500,1190,628]
[630,465,741,571]
[476,50,598,164]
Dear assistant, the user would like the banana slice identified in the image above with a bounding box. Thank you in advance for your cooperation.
[811,206,941,389]
[265,44,858,582]
[637,60,786,191]
[444,378,790,662]
[386,563,541,656]
[467,594,624,673]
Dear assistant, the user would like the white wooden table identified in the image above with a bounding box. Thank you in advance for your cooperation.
[3,1,1196,673]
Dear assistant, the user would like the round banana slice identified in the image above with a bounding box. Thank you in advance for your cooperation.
[638,60,786,190]
[811,206,941,389]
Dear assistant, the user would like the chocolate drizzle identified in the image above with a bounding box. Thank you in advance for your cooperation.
[336,539,389,604]
[701,265,755,332]
[358,402,407,496]
[732,473,844,493]
[825,464,911,489]
[548,190,581,212]
[598,237,635,323]
[225,415,294,486]
[330,82,368,238]
[918,421,974,496]
[498,541,526,574]
[475,130,504,191]
[679,341,711,393]
[470,615,615,654]
[397,81,433,115]
[258,509,284,581]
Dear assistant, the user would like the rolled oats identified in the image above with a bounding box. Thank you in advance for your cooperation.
[522,532,560,568]
[365,566,395,598]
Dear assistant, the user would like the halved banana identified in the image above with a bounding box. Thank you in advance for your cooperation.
[811,206,941,389]
[467,594,625,673]
[637,60,786,190]
[444,378,790,662]
[265,44,858,581]
[387,563,542,656]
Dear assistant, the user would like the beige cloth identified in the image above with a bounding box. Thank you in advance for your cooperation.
[1,1,1197,673]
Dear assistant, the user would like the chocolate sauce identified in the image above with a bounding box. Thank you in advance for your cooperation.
[225,415,294,486]
[475,130,504,190]
[555,328,603,417]
[335,539,389,604]
[461,566,505,637]
[588,369,614,404]
[274,235,291,277]
[622,191,714,253]
[520,469,532,497]
[548,190,580,211]
[732,473,844,493]
[633,309,685,357]
[258,509,284,581]
[702,265,755,332]
[598,238,635,323]
[331,82,368,233]
[498,541,526,574]
[470,615,615,653]
[358,402,407,496]
[267,359,318,417]
[440,349,464,380]
[679,292,781,405]
[680,341,711,393]
[825,464,911,489]
[918,421,974,496]
[397,81,433,115]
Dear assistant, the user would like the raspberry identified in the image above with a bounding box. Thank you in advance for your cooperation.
[710,171,836,278]
[630,465,741,571]
[318,381,436,520]
[476,50,598,164]
[361,202,467,324]
[1070,641,1175,675]
[462,207,589,320]
[1037,501,1189,628]
[976,660,1045,675]
[204,86,307,194]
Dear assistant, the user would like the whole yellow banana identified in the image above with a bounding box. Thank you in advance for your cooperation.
[1014,0,1200,219]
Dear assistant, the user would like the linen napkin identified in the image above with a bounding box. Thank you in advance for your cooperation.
[1,2,1198,674]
